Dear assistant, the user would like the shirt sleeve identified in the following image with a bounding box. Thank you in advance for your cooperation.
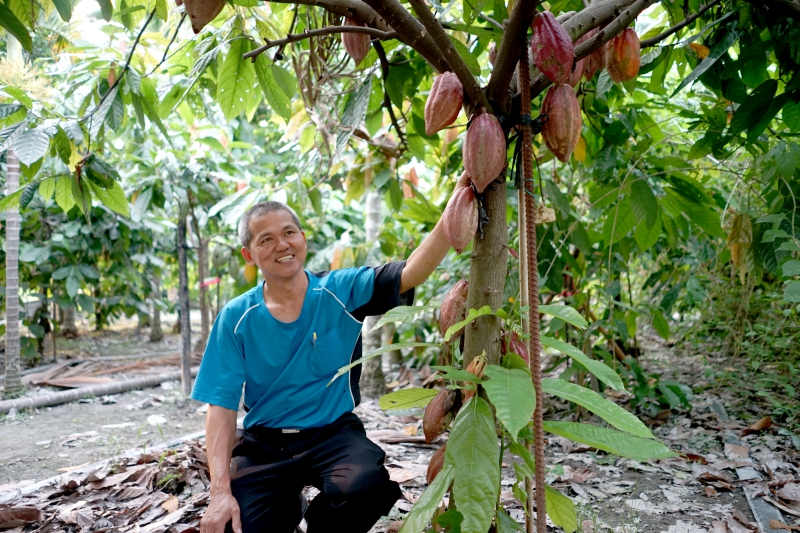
[351,260,415,321]
[190,307,246,411]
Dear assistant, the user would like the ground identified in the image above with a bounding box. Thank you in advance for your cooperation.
[1,318,798,533]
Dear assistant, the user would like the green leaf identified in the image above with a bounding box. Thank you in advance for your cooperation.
[54,126,72,165]
[19,181,38,208]
[0,2,33,51]
[671,26,738,97]
[785,281,800,303]
[449,37,481,77]
[52,0,72,21]
[652,309,670,340]
[398,465,454,533]
[96,0,113,21]
[14,127,50,166]
[630,180,659,230]
[66,275,81,298]
[496,508,524,533]
[0,103,22,119]
[0,185,25,212]
[445,397,500,533]
[543,421,676,461]
[272,63,296,98]
[155,0,167,20]
[379,388,439,411]
[335,78,372,160]
[55,176,75,212]
[545,485,577,533]
[329,342,439,384]
[542,378,653,438]
[8,0,32,29]
[539,304,588,330]
[217,38,257,121]
[784,99,800,131]
[483,365,535,442]
[445,305,506,342]
[540,335,624,391]
[39,177,56,201]
[370,304,440,332]
[635,208,662,251]
[89,180,129,217]
[728,79,778,137]
[782,260,800,278]
[431,365,484,383]
[254,54,291,121]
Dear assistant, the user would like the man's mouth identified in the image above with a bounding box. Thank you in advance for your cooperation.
[277,255,294,263]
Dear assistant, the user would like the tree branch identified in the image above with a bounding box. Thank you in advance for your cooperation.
[640,0,721,48]
[485,0,539,114]
[406,0,490,112]
[361,0,451,74]
[145,12,186,76]
[244,26,398,60]
[268,0,391,31]
[743,0,800,17]
[374,42,406,148]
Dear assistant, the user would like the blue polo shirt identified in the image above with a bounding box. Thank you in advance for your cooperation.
[191,261,413,430]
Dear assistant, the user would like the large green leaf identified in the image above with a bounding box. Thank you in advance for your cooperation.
[14,127,50,166]
[55,176,75,212]
[379,388,439,411]
[635,208,662,251]
[539,304,588,330]
[254,54,291,121]
[329,342,439,383]
[543,421,676,461]
[38,177,56,201]
[542,378,653,438]
[449,37,480,76]
[88,180,129,217]
[398,464,454,533]
[671,26,738,96]
[630,180,659,230]
[370,304,440,332]
[335,78,372,160]
[445,305,507,342]
[496,508,524,533]
[52,0,73,22]
[540,335,624,391]
[0,2,33,51]
[482,365,535,442]
[445,397,500,533]
[785,281,800,303]
[0,186,25,212]
[728,79,778,137]
[217,38,257,121]
[545,485,577,533]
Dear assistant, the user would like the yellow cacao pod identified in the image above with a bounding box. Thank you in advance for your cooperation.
[244,264,258,284]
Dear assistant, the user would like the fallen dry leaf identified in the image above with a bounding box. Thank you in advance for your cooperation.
[0,507,43,528]
[724,442,750,461]
[386,520,404,533]
[710,521,728,533]
[731,509,757,531]
[162,494,179,513]
[769,520,800,532]
[741,416,772,436]
[705,486,719,498]
[776,483,800,503]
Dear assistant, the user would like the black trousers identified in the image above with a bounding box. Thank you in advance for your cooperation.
[226,412,401,533]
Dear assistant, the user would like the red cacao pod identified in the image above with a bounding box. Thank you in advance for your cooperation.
[427,443,447,484]
[463,113,505,193]
[439,280,469,338]
[342,19,370,65]
[581,29,606,82]
[606,28,640,83]
[569,31,594,87]
[541,84,582,162]
[442,186,478,254]
[531,11,575,85]
[423,389,457,443]
[501,331,529,365]
[184,0,225,34]
[425,72,463,136]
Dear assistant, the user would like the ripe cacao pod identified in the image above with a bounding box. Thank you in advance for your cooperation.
[569,31,595,87]
[439,280,469,338]
[427,443,447,484]
[606,28,640,83]
[342,19,370,65]
[423,389,457,443]
[425,72,463,136]
[442,186,478,254]
[463,113,506,193]
[501,331,529,365]
[184,0,225,34]
[541,84,582,162]
[581,29,606,82]
[461,354,487,402]
[244,264,258,284]
[531,11,575,85]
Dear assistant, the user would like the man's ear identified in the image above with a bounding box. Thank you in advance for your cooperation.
[241,246,254,265]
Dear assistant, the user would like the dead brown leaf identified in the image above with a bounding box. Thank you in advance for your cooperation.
[724,443,750,461]
[386,521,404,533]
[710,521,728,533]
[705,486,719,498]
[162,495,180,513]
[741,416,772,436]
[769,520,800,532]
[776,483,800,503]
[731,509,757,530]
[0,507,43,528]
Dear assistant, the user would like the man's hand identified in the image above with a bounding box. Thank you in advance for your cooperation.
[201,491,242,533]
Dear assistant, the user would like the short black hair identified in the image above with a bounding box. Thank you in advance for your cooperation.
[239,201,302,248]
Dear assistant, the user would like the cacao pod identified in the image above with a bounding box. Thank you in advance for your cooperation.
[425,72,464,136]
[442,186,478,254]
[531,11,575,85]
[606,28,640,83]
[342,19,370,65]
[439,280,469,339]
[541,84,582,162]
[569,31,595,87]
[461,354,487,402]
[463,113,506,193]
[175,0,182,6]
[244,264,258,284]
[423,389,457,443]
[581,29,606,82]
[501,331,529,365]
[184,0,225,34]
[427,443,447,484]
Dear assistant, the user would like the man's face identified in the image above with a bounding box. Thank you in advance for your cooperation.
[242,209,307,282]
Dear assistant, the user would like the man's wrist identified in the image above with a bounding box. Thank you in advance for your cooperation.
[210,483,233,496]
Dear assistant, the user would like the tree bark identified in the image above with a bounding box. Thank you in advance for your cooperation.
[61,306,78,338]
[150,271,164,342]
[381,322,401,373]
[360,191,386,399]
[190,214,210,354]
[178,216,192,396]
[4,146,22,397]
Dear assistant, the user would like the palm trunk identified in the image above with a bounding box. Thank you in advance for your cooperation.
[178,215,192,396]
[360,191,386,399]
[150,270,164,342]
[4,147,22,397]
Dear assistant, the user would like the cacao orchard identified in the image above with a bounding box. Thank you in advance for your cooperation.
[438,279,469,338]
[463,113,506,193]
[442,186,478,254]
[606,28,641,83]
[342,19,370,65]
[530,11,575,85]
[541,84,582,162]
[424,72,463,136]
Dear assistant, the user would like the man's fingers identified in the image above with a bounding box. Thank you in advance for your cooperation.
[231,508,243,533]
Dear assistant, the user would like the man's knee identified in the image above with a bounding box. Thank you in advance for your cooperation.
[327,460,394,499]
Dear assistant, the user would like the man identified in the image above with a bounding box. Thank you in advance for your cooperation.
[193,182,459,533]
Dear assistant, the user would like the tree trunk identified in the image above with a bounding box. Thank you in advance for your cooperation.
[94,286,105,331]
[150,271,164,342]
[381,322,401,374]
[178,216,192,396]
[4,146,22,397]
[61,306,78,338]
[360,191,386,399]
[190,215,210,354]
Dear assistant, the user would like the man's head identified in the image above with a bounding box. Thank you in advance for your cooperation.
[239,201,307,282]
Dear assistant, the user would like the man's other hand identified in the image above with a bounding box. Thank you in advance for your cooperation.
[201,491,242,533]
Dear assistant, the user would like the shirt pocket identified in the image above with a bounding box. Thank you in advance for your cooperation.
[310,328,346,378]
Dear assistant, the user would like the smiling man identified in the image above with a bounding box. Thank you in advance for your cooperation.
[192,192,457,533]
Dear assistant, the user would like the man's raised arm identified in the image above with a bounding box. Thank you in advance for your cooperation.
[200,405,242,533]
